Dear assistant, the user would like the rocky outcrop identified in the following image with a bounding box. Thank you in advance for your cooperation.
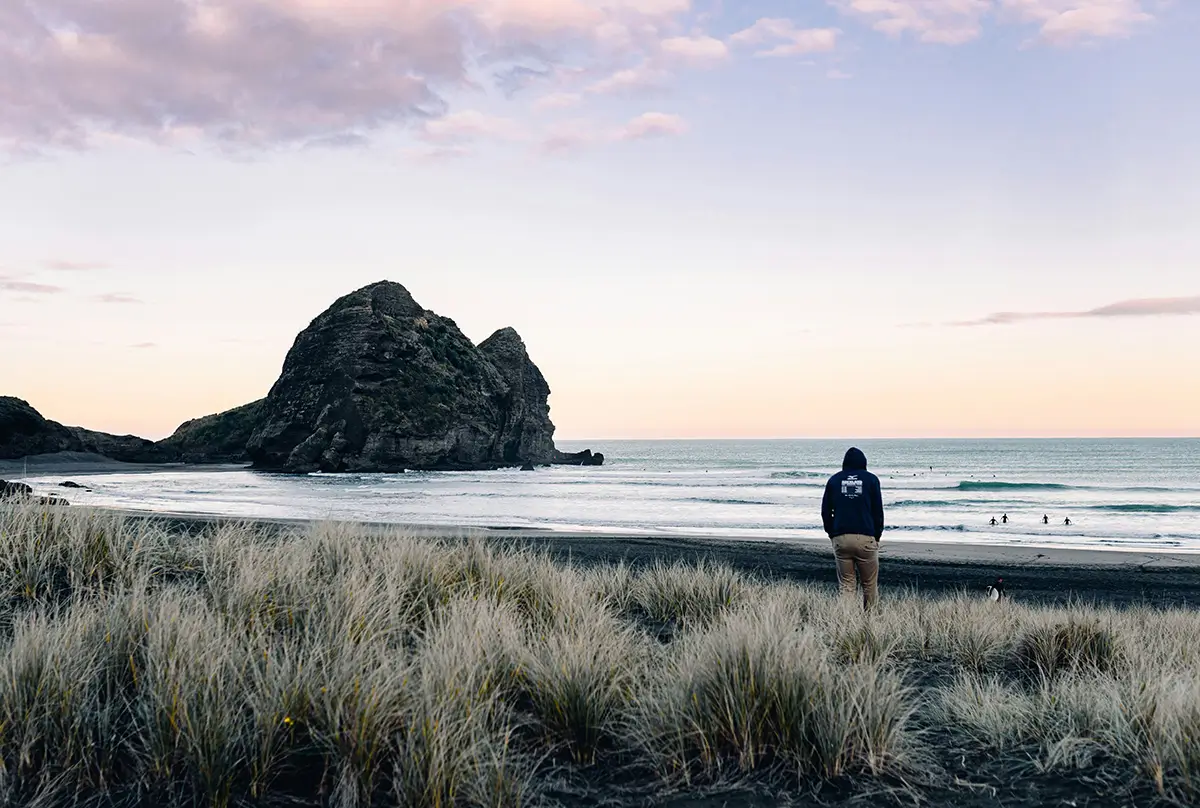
[478,327,557,465]
[158,400,263,463]
[0,397,80,460]
[247,281,549,472]
[1,480,34,499]
[0,397,172,463]
[553,449,606,467]
[69,427,171,464]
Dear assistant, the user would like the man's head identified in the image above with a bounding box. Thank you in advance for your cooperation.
[843,447,868,471]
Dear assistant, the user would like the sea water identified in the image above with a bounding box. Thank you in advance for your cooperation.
[20,439,1200,553]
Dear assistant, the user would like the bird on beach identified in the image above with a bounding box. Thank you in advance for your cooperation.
[986,578,1007,601]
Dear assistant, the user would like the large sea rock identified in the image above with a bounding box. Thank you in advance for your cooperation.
[245,281,570,472]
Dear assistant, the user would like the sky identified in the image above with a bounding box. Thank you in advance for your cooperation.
[2,0,1198,441]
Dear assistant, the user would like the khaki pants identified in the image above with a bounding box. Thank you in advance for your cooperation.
[832,533,879,611]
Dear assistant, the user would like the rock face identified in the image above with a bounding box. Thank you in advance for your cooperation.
[246,281,567,472]
[0,397,171,463]
[159,400,263,463]
[0,397,79,459]
[478,327,557,465]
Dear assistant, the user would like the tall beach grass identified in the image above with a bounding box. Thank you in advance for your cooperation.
[0,503,1197,806]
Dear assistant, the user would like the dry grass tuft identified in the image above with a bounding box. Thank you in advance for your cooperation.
[0,502,1198,805]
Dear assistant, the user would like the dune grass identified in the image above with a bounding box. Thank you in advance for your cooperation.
[0,503,1197,806]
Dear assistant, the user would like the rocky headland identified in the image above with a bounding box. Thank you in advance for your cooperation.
[1,281,601,473]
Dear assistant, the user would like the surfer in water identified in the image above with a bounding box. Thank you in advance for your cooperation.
[1002,513,1009,524]
[1043,514,1049,525]
[1065,516,1072,526]
[990,517,998,526]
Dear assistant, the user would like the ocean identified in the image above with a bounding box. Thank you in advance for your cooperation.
[20,439,1200,553]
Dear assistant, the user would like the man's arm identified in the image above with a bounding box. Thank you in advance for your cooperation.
[821,479,835,537]
[871,475,885,541]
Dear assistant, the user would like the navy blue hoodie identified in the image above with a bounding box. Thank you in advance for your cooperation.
[821,448,885,541]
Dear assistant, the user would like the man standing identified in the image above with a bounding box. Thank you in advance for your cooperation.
[821,447,885,610]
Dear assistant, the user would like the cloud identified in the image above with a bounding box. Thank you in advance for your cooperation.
[586,66,668,95]
[0,0,695,153]
[418,110,521,144]
[730,18,840,56]
[952,295,1200,326]
[617,111,689,140]
[660,35,730,65]
[534,92,583,111]
[130,341,157,349]
[43,259,109,271]
[826,0,1154,45]
[540,111,687,152]
[92,293,143,304]
[827,68,854,79]
[0,274,65,294]
[1000,0,1153,44]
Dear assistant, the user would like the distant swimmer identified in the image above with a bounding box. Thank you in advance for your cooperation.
[1064,517,1072,527]
[989,517,998,526]
[1043,514,1049,525]
[1002,513,1009,524]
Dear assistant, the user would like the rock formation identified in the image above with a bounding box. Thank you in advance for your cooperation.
[0,396,170,463]
[158,400,264,463]
[478,327,557,465]
[2,281,603,473]
[246,281,563,472]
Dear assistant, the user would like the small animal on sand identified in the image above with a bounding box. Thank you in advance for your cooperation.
[986,578,1006,601]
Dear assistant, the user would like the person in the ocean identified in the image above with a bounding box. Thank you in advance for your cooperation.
[1002,513,1009,524]
[1043,514,1049,525]
[990,517,998,526]
[1065,517,1072,526]
[822,447,885,611]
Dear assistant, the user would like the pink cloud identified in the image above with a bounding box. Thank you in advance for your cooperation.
[0,0,695,152]
[952,295,1200,326]
[731,18,840,56]
[617,111,688,140]
[827,0,1155,45]
[539,111,688,152]
[660,35,729,65]
[92,293,143,304]
[0,274,65,294]
[43,259,109,271]
[419,110,522,144]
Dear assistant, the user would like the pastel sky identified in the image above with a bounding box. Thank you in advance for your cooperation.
[2,0,1198,440]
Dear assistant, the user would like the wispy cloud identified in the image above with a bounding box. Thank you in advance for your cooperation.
[730,18,840,56]
[952,295,1200,326]
[42,259,109,272]
[130,342,157,349]
[827,0,1155,46]
[540,112,688,153]
[0,274,65,295]
[92,293,143,304]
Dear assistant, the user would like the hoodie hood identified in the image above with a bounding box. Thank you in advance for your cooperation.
[842,447,868,471]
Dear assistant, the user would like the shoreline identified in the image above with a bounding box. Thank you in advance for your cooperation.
[96,507,1200,608]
